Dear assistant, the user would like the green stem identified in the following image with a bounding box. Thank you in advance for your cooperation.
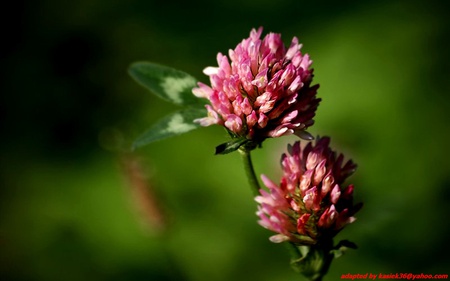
[238,148,261,195]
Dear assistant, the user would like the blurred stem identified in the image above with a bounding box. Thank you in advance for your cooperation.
[239,148,260,195]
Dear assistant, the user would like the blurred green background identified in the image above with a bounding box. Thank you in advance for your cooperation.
[1,0,450,280]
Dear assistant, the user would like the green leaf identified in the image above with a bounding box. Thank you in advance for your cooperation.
[128,62,203,106]
[290,244,334,281]
[334,239,358,250]
[331,240,358,259]
[132,107,207,149]
[215,138,250,155]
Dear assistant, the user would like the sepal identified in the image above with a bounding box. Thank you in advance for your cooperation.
[295,130,314,140]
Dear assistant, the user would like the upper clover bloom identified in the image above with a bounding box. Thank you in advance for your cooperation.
[193,27,320,145]
[255,137,362,245]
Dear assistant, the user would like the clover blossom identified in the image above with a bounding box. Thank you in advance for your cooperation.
[193,27,320,146]
[255,137,361,245]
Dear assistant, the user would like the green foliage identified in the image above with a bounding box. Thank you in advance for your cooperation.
[290,243,334,281]
[214,138,250,155]
[132,107,206,149]
[128,62,203,106]
[128,62,207,148]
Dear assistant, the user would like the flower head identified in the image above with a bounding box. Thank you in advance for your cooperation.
[193,27,320,145]
[255,137,362,245]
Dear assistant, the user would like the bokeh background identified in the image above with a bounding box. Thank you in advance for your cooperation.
[1,0,450,280]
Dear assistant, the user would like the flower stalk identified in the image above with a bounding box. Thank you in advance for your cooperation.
[239,147,261,196]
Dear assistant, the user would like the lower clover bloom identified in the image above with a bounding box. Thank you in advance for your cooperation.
[193,27,320,147]
[255,137,362,245]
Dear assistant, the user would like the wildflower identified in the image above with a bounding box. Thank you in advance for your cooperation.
[255,137,361,245]
[193,27,320,147]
